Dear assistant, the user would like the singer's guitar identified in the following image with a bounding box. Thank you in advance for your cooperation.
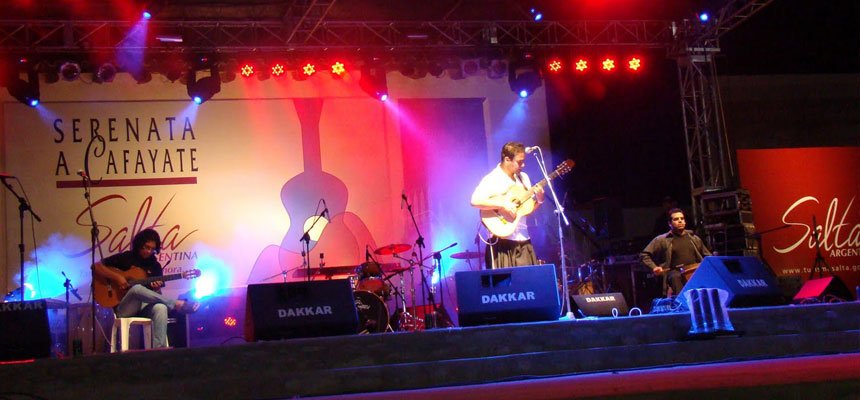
[481,159,575,237]
[94,266,201,308]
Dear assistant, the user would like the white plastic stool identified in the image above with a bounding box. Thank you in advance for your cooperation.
[111,316,164,352]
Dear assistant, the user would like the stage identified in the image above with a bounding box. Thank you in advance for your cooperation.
[1,301,858,399]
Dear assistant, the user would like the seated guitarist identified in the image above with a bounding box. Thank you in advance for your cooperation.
[93,228,199,349]
[640,208,712,297]
[471,141,545,269]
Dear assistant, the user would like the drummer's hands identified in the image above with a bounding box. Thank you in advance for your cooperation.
[652,266,664,276]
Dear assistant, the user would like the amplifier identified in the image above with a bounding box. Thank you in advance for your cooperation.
[245,280,358,341]
[0,300,51,361]
[455,264,560,326]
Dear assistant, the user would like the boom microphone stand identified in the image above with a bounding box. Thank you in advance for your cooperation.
[808,216,834,280]
[0,175,41,303]
[299,199,328,282]
[402,193,438,328]
[82,134,106,353]
[530,147,574,319]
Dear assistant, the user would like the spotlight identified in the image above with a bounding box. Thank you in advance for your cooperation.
[271,63,286,77]
[94,63,117,83]
[187,64,221,105]
[601,58,616,71]
[699,12,709,22]
[331,61,346,77]
[461,59,480,77]
[530,8,543,21]
[547,58,563,73]
[221,60,238,82]
[256,61,271,81]
[628,57,642,71]
[359,63,388,101]
[142,11,152,20]
[575,59,588,72]
[6,69,40,107]
[487,59,508,79]
[302,63,316,77]
[240,63,254,78]
[60,62,81,81]
[508,61,542,98]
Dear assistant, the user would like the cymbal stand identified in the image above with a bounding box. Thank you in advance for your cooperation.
[531,147,573,319]
[402,193,438,328]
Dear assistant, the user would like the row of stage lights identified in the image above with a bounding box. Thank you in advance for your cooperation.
[544,56,644,74]
[237,61,348,79]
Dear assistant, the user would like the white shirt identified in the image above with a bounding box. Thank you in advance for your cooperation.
[471,165,533,241]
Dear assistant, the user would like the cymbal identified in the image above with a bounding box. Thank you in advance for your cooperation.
[451,251,482,260]
[374,243,412,255]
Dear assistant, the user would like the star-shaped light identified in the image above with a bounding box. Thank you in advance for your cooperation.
[602,58,615,71]
[628,58,641,71]
[240,64,254,77]
[271,63,285,76]
[303,63,316,76]
[575,59,588,72]
[548,60,562,72]
[331,61,346,75]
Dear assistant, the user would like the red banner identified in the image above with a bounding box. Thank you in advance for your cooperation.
[737,147,860,292]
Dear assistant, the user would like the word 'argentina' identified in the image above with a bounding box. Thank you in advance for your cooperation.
[278,306,333,317]
[482,291,536,304]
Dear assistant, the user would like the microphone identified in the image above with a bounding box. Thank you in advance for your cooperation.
[365,245,372,263]
[401,193,407,209]
[525,146,539,154]
[0,172,15,180]
[76,169,90,181]
[320,198,329,217]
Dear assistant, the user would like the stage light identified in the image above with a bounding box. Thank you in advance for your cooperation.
[142,11,152,20]
[509,62,542,98]
[575,59,588,72]
[271,63,285,77]
[187,64,221,105]
[547,59,563,73]
[240,63,254,77]
[628,57,642,71]
[487,59,508,79]
[602,58,616,71]
[359,63,388,101]
[256,61,271,81]
[59,62,81,81]
[331,61,346,76]
[94,63,117,83]
[461,59,480,76]
[6,69,40,107]
[530,8,543,21]
[302,63,316,76]
[130,68,152,84]
[699,12,709,22]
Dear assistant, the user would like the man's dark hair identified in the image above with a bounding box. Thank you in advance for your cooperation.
[500,141,525,163]
[667,208,685,222]
[132,228,162,254]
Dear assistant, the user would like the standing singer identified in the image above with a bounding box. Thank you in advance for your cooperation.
[471,142,545,269]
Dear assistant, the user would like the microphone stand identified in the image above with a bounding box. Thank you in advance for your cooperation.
[80,171,104,353]
[62,271,82,356]
[402,193,434,328]
[531,148,573,320]
[808,216,833,280]
[1,177,41,304]
[299,199,327,282]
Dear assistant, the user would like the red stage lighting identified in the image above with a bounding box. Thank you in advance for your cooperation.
[302,63,316,76]
[628,57,642,71]
[331,61,346,76]
[240,64,254,77]
[601,58,615,71]
[575,59,588,72]
[271,63,285,77]
[547,59,563,73]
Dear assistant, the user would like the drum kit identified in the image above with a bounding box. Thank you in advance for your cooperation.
[347,243,480,333]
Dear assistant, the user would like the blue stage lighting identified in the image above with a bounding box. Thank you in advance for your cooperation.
[29,99,39,107]
[193,96,203,104]
[699,12,709,22]
[143,11,152,20]
[519,90,529,98]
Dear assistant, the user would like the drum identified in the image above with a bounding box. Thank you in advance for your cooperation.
[353,291,388,334]
[355,277,391,298]
[681,263,700,281]
[356,262,383,279]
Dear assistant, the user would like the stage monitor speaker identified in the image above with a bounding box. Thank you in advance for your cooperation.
[793,276,854,303]
[0,300,51,361]
[679,256,783,308]
[455,264,560,326]
[572,292,629,317]
[245,279,358,341]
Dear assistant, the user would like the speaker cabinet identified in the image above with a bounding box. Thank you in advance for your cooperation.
[793,276,854,303]
[245,280,358,341]
[679,256,783,308]
[455,264,560,326]
[572,292,629,317]
[0,300,51,361]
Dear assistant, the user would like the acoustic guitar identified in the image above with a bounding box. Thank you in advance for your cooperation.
[480,159,575,238]
[94,266,201,308]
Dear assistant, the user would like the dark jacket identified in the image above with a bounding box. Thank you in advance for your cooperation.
[640,230,711,271]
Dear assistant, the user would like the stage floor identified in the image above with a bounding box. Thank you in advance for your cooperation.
[1,302,858,399]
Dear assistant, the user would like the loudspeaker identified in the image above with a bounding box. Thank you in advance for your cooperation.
[455,264,560,326]
[793,276,854,303]
[678,256,783,308]
[572,292,629,317]
[0,300,51,361]
[244,279,358,341]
